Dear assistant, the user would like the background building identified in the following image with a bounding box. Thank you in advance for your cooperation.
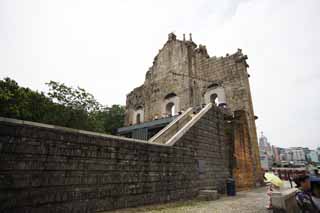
[291,147,307,163]
[259,150,273,170]
[272,145,280,162]
[258,133,318,168]
[308,150,319,163]
[259,132,273,170]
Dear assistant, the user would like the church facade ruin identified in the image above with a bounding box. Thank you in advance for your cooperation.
[124,33,262,189]
[0,33,263,212]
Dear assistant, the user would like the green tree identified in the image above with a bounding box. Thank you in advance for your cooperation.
[46,81,101,112]
[0,77,52,122]
[101,105,125,134]
[0,78,125,135]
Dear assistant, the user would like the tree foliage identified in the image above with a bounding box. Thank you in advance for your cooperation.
[0,77,125,135]
[46,81,101,112]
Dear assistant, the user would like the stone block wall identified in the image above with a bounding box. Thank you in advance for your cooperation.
[175,105,231,192]
[125,38,195,126]
[0,106,231,212]
[124,33,262,188]
[232,110,256,189]
[195,48,262,187]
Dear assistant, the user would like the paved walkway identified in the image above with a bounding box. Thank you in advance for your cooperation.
[109,186,274,213]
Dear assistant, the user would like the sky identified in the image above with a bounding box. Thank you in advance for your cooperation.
[1,0,319,149]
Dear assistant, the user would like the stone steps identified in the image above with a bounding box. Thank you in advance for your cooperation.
[197,190,219,201]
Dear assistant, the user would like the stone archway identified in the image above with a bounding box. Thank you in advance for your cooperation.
[210,93,219,105]
[136,113,141,124]
[162,93,180,116]
[204,87,226,106]
[133,106,144,124]
[165,102,176,116]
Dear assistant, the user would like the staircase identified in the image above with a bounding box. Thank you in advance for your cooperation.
[148,107,194,144]
[149,103,213,145]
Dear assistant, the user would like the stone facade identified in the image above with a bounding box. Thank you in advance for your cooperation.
[125,33,262,189]
[0,105,230,212]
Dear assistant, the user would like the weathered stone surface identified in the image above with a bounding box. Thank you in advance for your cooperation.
[125,33,262,189]
[0,106,231,212]
[197,190,219,201]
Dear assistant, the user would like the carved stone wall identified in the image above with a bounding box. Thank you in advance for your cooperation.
[125,33,262,188]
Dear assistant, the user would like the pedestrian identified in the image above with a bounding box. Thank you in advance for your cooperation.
[312,183,320,210]
[266,182,273,209]
[288,175,293,188]
[294,175,320,213]
[264,172,283,210]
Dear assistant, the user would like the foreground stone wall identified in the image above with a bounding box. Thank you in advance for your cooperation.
[174,106,231,192]
[0,106,230,213]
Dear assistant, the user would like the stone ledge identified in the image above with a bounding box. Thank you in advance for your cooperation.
[196,190,219,201]
[0,116,169,147]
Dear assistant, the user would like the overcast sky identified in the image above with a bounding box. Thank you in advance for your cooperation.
[1,0,319,149]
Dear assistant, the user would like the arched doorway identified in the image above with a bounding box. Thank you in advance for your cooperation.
[163,92,179,117]
[210,93,219,106]
[166,102,175,116]
[204,87,226,106]
[136,113,141,124]
[133,106,144,125]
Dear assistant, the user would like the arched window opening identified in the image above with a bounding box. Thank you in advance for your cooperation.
[164,93,177,100]
[166,102,175,116]
[136,113,141,124]
[210,93,219,106]
[207,83,219,89]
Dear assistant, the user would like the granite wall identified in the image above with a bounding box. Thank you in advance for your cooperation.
[0,106,231,213]
[125,33,262,188]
